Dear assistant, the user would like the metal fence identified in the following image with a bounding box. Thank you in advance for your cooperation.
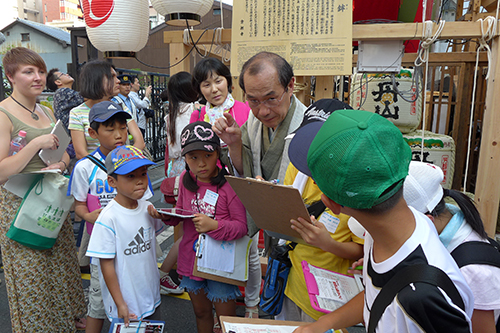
[0,67,12,101]
[116,68,169,163]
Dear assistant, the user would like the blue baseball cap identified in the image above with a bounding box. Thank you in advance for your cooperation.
[89,101,131,124]
[105,145,156,175]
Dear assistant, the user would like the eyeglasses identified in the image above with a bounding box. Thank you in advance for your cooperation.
[247,88,288,108]
[55,72,67,80]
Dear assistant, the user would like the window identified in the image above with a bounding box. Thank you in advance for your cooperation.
[21,33,30,41]
[213,9,221,15]
[6,31,9,36]
[44,3,47,11]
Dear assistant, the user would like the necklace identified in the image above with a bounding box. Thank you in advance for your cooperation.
[10,96,39,120]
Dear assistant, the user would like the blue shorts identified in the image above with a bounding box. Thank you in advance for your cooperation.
[180,276,241,303]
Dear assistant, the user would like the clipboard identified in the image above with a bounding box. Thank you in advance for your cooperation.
[302,260,364,314]
[225,176,312,244]
[108,318,164,333]
[192,234,252,287]
[220,316,306,332]
[158,208,196,218]
[220,316,348,333]
[38,120,71,166]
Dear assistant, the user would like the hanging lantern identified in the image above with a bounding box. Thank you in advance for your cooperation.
[151,0,212,27]
[82,0,150,58]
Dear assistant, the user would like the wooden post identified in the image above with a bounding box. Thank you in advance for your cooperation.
[452,62,474,190]
[169,43,191,75]
[315,76,334,100]
[231,78,245,103]
[294,76,308,106]
[475,37,500,236]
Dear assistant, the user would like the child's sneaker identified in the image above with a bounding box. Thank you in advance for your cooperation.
[160,275,184,295]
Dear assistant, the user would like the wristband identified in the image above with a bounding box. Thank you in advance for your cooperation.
[59,160,67,170]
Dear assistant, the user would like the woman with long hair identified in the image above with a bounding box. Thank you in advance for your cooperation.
[166,71,200,177]
[0,47,86,332]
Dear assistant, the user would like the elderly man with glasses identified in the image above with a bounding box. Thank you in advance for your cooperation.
[212,52,308,318]
[213,51,307,199]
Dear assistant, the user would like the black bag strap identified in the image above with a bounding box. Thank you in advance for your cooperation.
[450,239,500,269]
[368,263,465,333]
[85,154,106,172]
[307,200,327,220]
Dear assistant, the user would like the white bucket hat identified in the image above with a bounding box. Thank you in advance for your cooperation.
[403,161,444,214]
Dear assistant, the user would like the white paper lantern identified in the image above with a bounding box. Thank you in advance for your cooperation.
[82,0,150,58]
[151,0,213,26]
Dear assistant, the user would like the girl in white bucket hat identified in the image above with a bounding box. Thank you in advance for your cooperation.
[404,161,500,333]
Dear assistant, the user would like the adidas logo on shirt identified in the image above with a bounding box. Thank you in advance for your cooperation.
[124,227,152,256]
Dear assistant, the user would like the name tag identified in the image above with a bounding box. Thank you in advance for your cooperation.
[319,212,340,234]
[203,189,219,207]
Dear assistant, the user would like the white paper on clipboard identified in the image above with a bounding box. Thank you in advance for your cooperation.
[158,208,196,218]
[38,120,71,166]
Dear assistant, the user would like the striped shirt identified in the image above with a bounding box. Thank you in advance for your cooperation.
[68,102,100,153]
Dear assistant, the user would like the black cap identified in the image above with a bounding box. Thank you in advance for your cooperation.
[181,121,220,156]
[117,74,132,84]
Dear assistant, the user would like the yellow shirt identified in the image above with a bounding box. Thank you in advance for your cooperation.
[283,164,364,320]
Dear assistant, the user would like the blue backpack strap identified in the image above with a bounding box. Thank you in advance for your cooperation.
[85,154,106,186]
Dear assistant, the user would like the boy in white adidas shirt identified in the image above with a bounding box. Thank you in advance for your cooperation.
[68,101,153,332]
[86,145,164,326]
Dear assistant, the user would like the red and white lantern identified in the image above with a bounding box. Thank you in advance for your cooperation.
[151,0,212,26]
[82,0,149,58]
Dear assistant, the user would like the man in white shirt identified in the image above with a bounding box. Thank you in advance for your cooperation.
[129,75,152,137]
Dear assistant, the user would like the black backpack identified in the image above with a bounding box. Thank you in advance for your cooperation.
[450,238,500,333]
[369,238,500,333]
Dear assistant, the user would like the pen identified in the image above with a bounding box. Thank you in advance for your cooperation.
[324,330,335,333]
[355,265,363,270]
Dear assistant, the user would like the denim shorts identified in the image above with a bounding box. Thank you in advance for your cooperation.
[179,276,241,302]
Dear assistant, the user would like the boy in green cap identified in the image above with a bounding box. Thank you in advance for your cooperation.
[294,110,473,333]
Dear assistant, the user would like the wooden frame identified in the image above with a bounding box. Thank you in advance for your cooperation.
[165,21,500,235]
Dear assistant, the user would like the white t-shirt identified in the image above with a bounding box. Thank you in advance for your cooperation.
[86,199,164,320]
[363,207,474,333]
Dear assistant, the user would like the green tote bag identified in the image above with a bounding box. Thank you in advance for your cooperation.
[6,173,73,250]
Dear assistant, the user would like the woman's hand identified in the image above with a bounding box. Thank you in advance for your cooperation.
[192,213,218,233]
[32,133,59,150]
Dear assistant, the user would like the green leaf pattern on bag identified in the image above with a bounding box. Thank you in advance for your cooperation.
[6,173,74,250]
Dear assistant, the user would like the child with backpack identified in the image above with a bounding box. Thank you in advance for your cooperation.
[68,101,153,332]
[150,121,248,333]
[294,110,474,333]
[404,161,500,333]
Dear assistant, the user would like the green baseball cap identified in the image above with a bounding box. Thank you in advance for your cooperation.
[307,109,411,209]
